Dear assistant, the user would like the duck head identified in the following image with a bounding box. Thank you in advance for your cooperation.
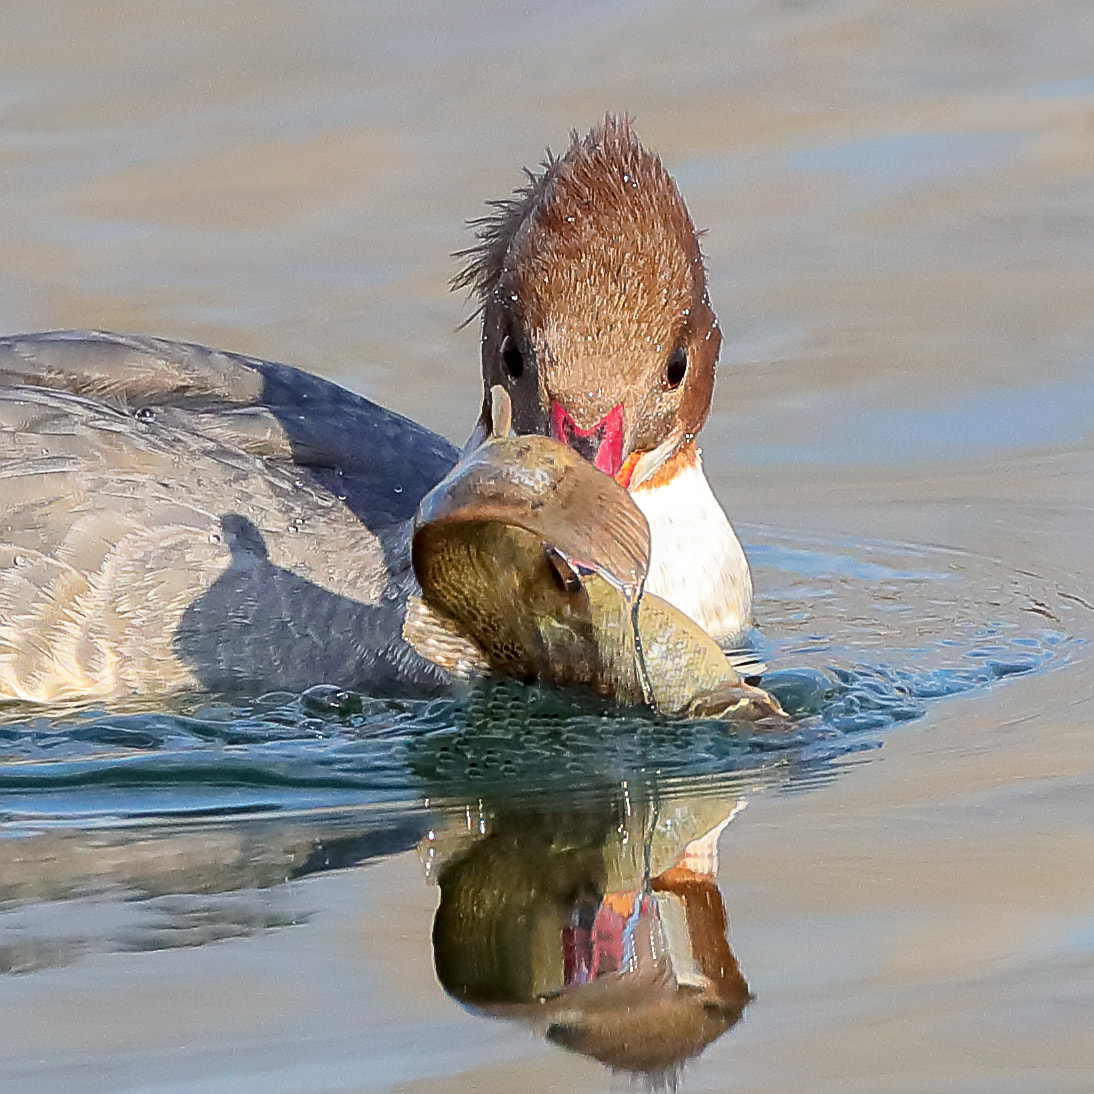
[455,116,720,490]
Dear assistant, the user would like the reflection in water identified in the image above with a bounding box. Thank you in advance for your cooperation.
[424,786,752,1081]
[0,807,428,974]
[1,777,757,1083]
[1,778,767,1092]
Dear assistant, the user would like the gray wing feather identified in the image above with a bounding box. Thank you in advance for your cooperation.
[0,331,458,701]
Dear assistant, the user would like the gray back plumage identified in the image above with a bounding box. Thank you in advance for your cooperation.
[0,331,459,701]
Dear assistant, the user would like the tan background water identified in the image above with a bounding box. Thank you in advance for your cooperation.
[2,1,1093,1090]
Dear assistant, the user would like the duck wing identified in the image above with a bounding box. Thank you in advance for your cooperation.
[0,331,458,702]
[0,330,458,526]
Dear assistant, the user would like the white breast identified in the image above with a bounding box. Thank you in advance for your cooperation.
[630,451,752,643]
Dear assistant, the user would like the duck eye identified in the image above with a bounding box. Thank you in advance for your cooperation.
[664,346,687,389]
[500,334,524,379]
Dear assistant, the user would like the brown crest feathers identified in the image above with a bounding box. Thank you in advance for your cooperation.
[451,116,693,307]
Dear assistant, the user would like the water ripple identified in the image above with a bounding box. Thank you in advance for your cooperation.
[0,531,1078,827]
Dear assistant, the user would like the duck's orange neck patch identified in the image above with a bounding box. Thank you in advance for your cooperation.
[616,451,641,489]
[629,441,698,492]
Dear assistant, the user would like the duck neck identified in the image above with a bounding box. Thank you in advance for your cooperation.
[629,442,752,644]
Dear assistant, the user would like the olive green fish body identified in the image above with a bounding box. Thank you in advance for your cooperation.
[413,519,615,693]
[411,400,783,721]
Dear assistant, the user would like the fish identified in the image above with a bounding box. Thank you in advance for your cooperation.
[409,388,784,721]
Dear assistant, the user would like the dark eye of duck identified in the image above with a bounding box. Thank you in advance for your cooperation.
[663,346,687,389]
[501,334,524,379]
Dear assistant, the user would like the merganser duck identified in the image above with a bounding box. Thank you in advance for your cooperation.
[0,118,751,703]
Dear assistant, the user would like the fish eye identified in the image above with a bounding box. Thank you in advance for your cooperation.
[663,346,687,389]
[501,334,524,379]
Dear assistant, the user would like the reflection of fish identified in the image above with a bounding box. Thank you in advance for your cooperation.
[428,792,752,1078]
[409,389,784,721]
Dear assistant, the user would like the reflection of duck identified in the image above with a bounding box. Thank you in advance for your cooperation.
[0,118,751,702]
[427,793,751,1079]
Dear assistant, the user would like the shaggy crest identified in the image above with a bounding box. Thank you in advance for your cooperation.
[452,116,697,315]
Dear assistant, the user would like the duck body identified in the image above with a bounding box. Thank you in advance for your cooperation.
[629,444,752,646]
[0,119,756,705]
[0,330,458,701]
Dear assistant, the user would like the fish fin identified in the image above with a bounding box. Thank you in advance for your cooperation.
[403,595,490,680]
[489,384,513,438]
[544,545,583,593]
[685,681,788,723]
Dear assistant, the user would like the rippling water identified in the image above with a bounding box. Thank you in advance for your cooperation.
[0,531,1072,830]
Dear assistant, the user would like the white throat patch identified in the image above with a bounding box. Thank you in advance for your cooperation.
[630,451,752,643]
